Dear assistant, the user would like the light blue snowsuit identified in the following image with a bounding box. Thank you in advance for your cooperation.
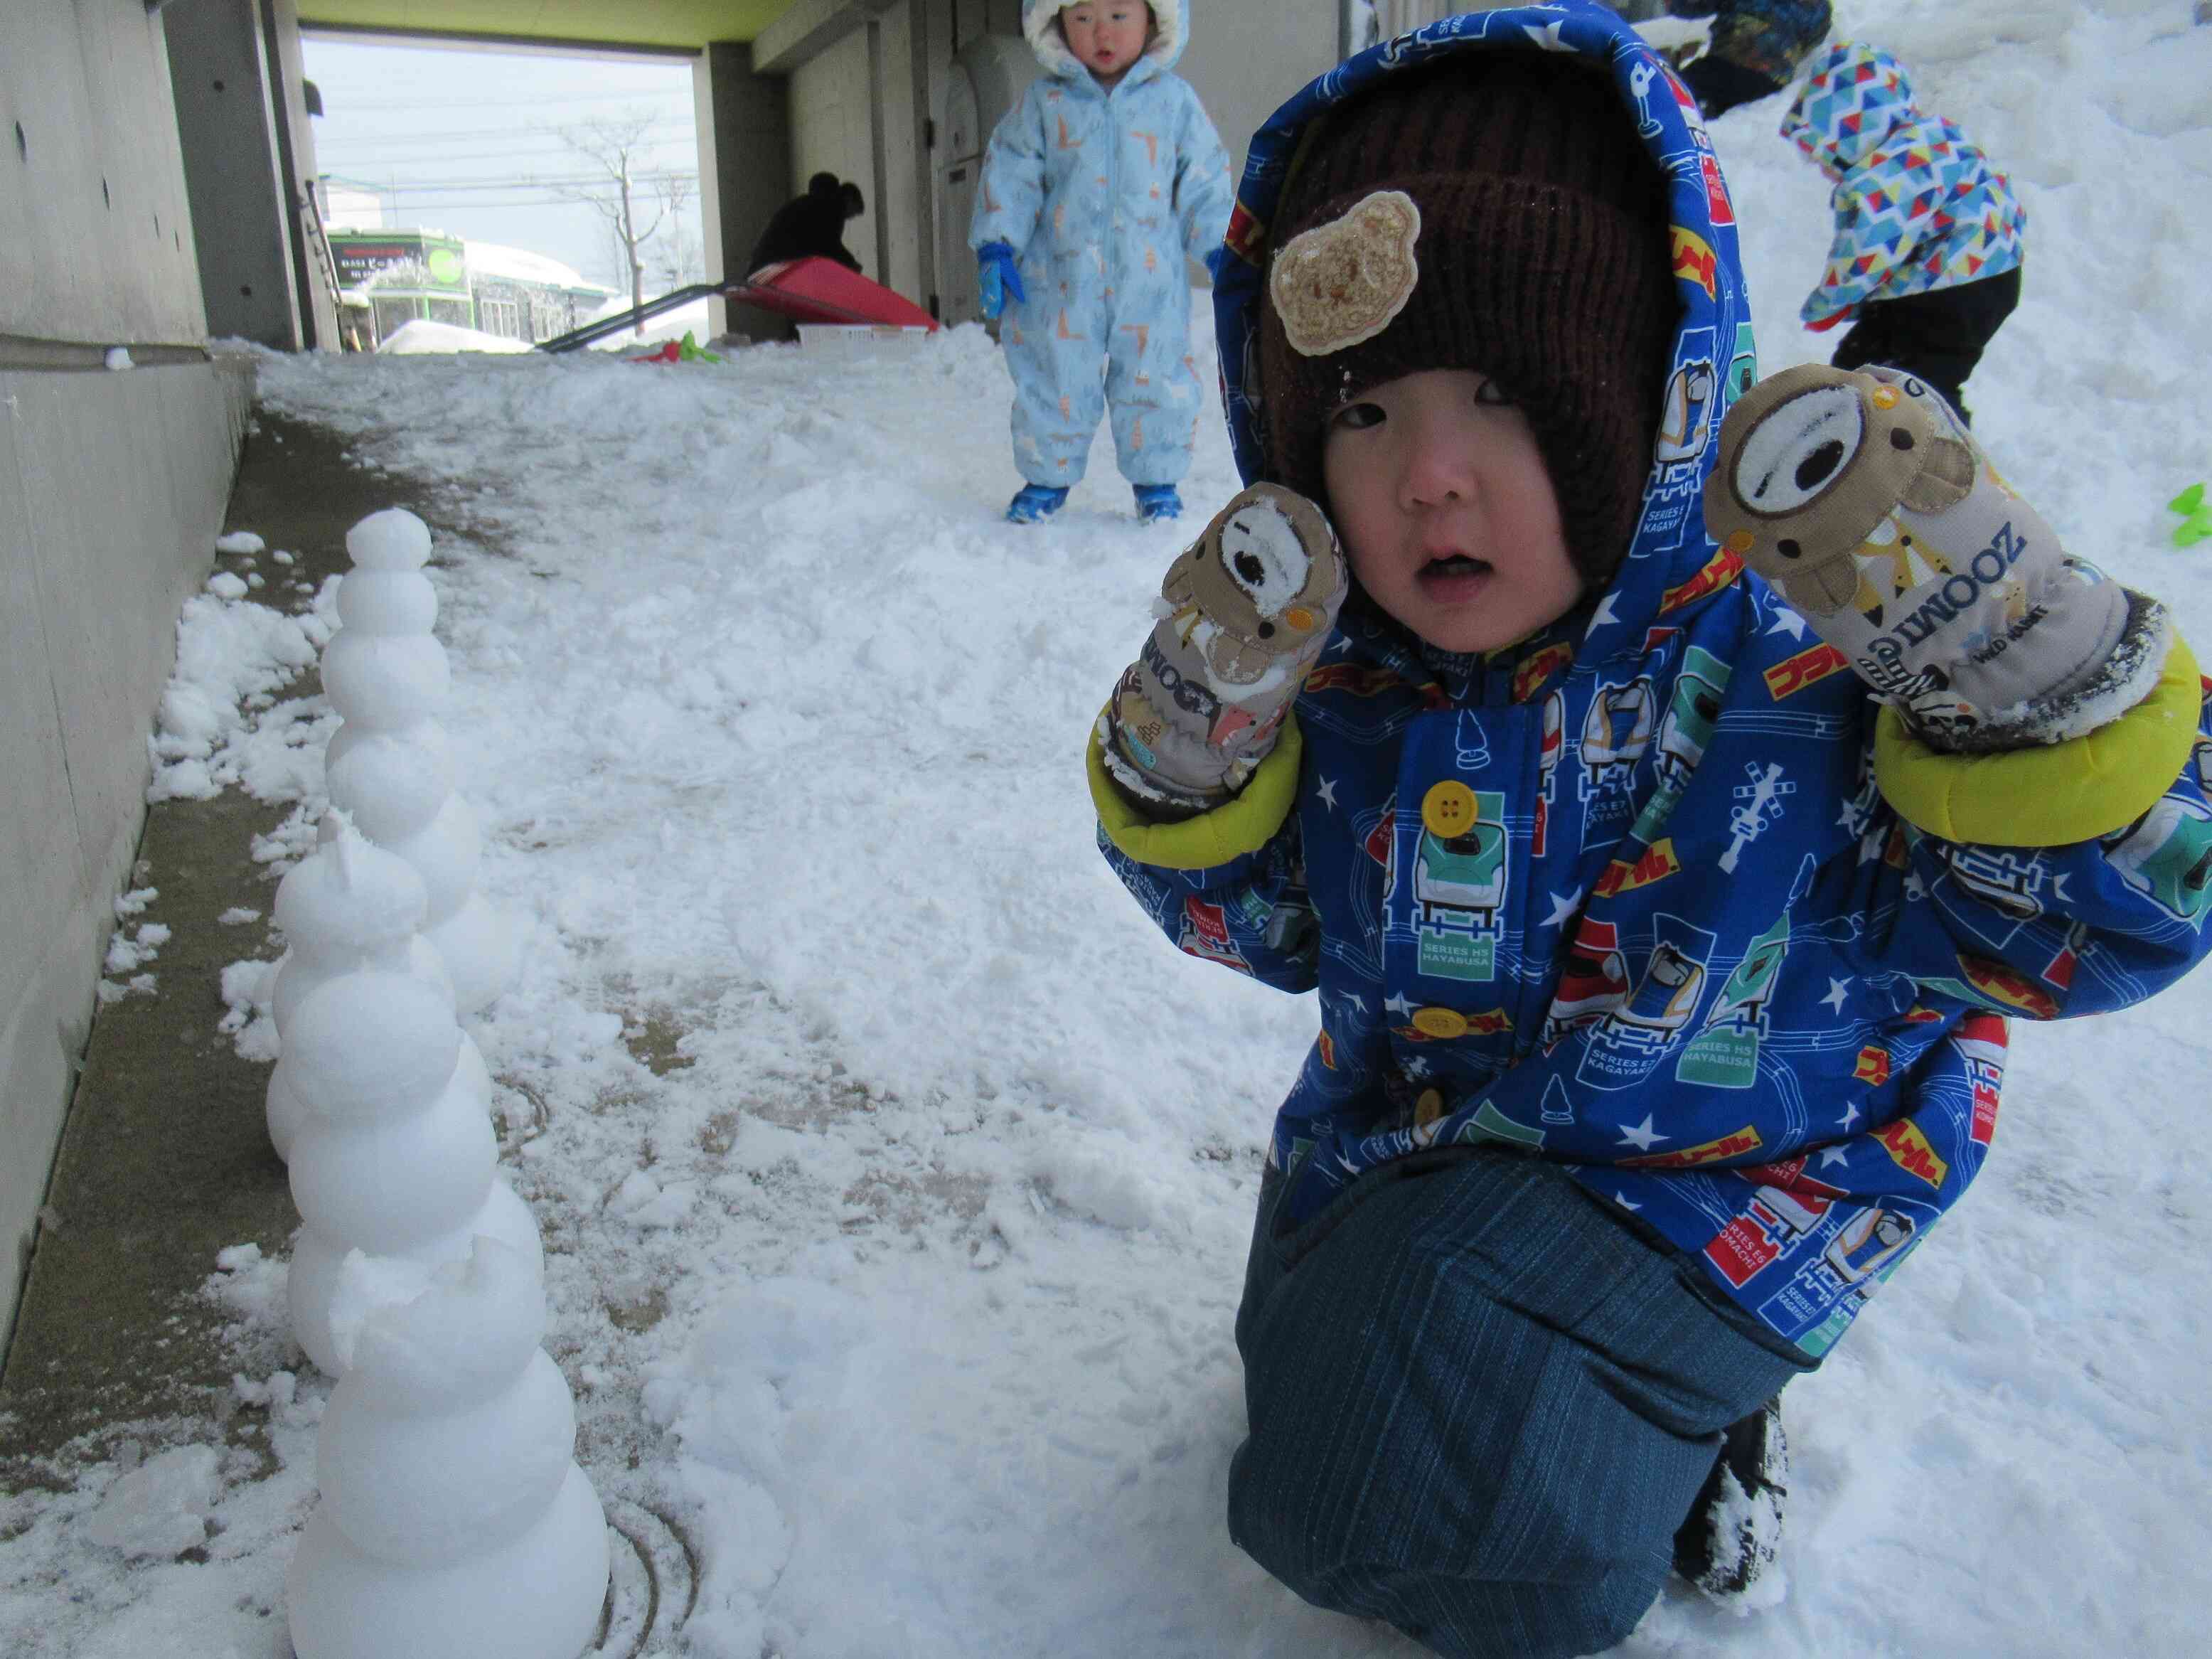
[969,1,1233,489]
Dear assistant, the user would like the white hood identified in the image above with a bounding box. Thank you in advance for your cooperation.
[1022,0,1187,80]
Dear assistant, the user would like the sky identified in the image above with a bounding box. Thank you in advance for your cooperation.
[4,3,2212,1656]
[299,37,707,292]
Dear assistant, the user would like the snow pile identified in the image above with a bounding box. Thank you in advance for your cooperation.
[82,1447,221,1561]
[147,582,335,804]
[377,319,533,356]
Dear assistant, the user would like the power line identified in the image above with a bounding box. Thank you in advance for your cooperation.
[322,143,696,169]
[316,119,694,149]
[320,88,688,113]
[362,171,700,193]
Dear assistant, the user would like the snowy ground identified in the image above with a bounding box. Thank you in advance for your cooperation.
[6,3,2212,1655]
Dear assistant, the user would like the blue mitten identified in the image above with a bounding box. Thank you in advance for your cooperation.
[977,242,1025,321]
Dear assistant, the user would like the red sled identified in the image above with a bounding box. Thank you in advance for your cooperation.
[737,257,939,331]
[539,257,936,353]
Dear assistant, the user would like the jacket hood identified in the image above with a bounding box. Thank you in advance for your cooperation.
[1212,0,1758,654]
[1780,41,1920,179]
[1024,0,1187,81]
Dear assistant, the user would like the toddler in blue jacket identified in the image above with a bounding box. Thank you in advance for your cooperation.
[1087,6,2210,1654]
[1783,41,2028,422]
[970,1,1231,525]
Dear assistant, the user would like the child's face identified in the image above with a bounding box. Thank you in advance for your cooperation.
[1321,369,1583,655]
[1061,3,1151,84]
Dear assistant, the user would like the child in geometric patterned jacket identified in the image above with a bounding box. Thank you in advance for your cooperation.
[1782,41,2028,422]
[1087,6,2212,1653]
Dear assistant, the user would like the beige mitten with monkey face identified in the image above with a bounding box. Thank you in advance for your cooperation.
[1706,363,2169,750]
[1099,484,1348,815]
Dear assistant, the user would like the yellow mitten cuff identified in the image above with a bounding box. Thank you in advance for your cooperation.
[1875,634,2202,846]
[1089,709,1304,871]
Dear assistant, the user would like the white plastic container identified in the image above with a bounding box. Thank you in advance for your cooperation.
[796,323,931,356]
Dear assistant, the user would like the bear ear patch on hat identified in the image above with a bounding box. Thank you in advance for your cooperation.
[1268,189,1422,358]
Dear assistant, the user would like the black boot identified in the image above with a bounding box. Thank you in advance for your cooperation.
[1672,1395,1789,1599]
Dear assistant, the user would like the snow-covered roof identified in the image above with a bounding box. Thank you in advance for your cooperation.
[464,240,607,293]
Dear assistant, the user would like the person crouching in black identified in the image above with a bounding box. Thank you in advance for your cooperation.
[747,173,866,276]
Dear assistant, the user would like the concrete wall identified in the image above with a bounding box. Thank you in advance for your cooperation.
[0,2,252,1356]
[1180,0,1345,183]
[790,28,882,279]
[0,0,209,343]
[875,1,924,302]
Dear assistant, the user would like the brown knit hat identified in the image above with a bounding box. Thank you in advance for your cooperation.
[1258,52,1677,585]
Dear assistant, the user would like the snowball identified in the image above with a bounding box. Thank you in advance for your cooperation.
[285,1464,607,1659]
[322,631,451,730]
[215,530,266,555]
[282,971,461,1121]
[85,1444,219,1558]
[385,794,482,924]
[326,726,455,843]
[266,1059,309,1162]
[287,1073,495,1252]
[350,1237,550,1411]
[292,1182,543,1378]
[274,827,428,956]
[317,1349,575,1564]
[103,346,134,370]
[423,892,513,1015]
[206,571,250,599]
[272,934,456,1045]
[336,569,439,636]
[346,507,433,572]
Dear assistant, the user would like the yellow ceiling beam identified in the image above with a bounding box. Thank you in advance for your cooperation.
[296,2,799,55]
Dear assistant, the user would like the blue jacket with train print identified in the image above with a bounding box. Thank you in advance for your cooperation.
[1091,3,2211,1357]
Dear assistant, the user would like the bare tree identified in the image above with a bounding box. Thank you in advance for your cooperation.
[648,174,700,294]
[551,116,688,334]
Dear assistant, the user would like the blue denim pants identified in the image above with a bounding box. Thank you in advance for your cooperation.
[1229,1148,1813,1658]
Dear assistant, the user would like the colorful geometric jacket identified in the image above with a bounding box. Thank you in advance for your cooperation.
[1667,0,1833,84]
[1091,3,2211,1358]
[1781,41,2028,331]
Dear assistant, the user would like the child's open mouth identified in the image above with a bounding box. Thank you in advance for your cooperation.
[1418,553,1492,600]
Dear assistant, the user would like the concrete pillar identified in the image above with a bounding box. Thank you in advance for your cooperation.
[164,0,304,350]
[696,43,792,343]
[262,0,341,353]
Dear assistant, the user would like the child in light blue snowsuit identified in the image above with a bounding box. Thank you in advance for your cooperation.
[970,1,1232,524]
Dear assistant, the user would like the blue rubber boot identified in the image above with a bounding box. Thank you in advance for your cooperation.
[1005,484,1069,524]
[1133,483,1183,523]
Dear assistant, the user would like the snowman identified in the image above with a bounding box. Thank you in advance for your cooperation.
[324,508,513,1013]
